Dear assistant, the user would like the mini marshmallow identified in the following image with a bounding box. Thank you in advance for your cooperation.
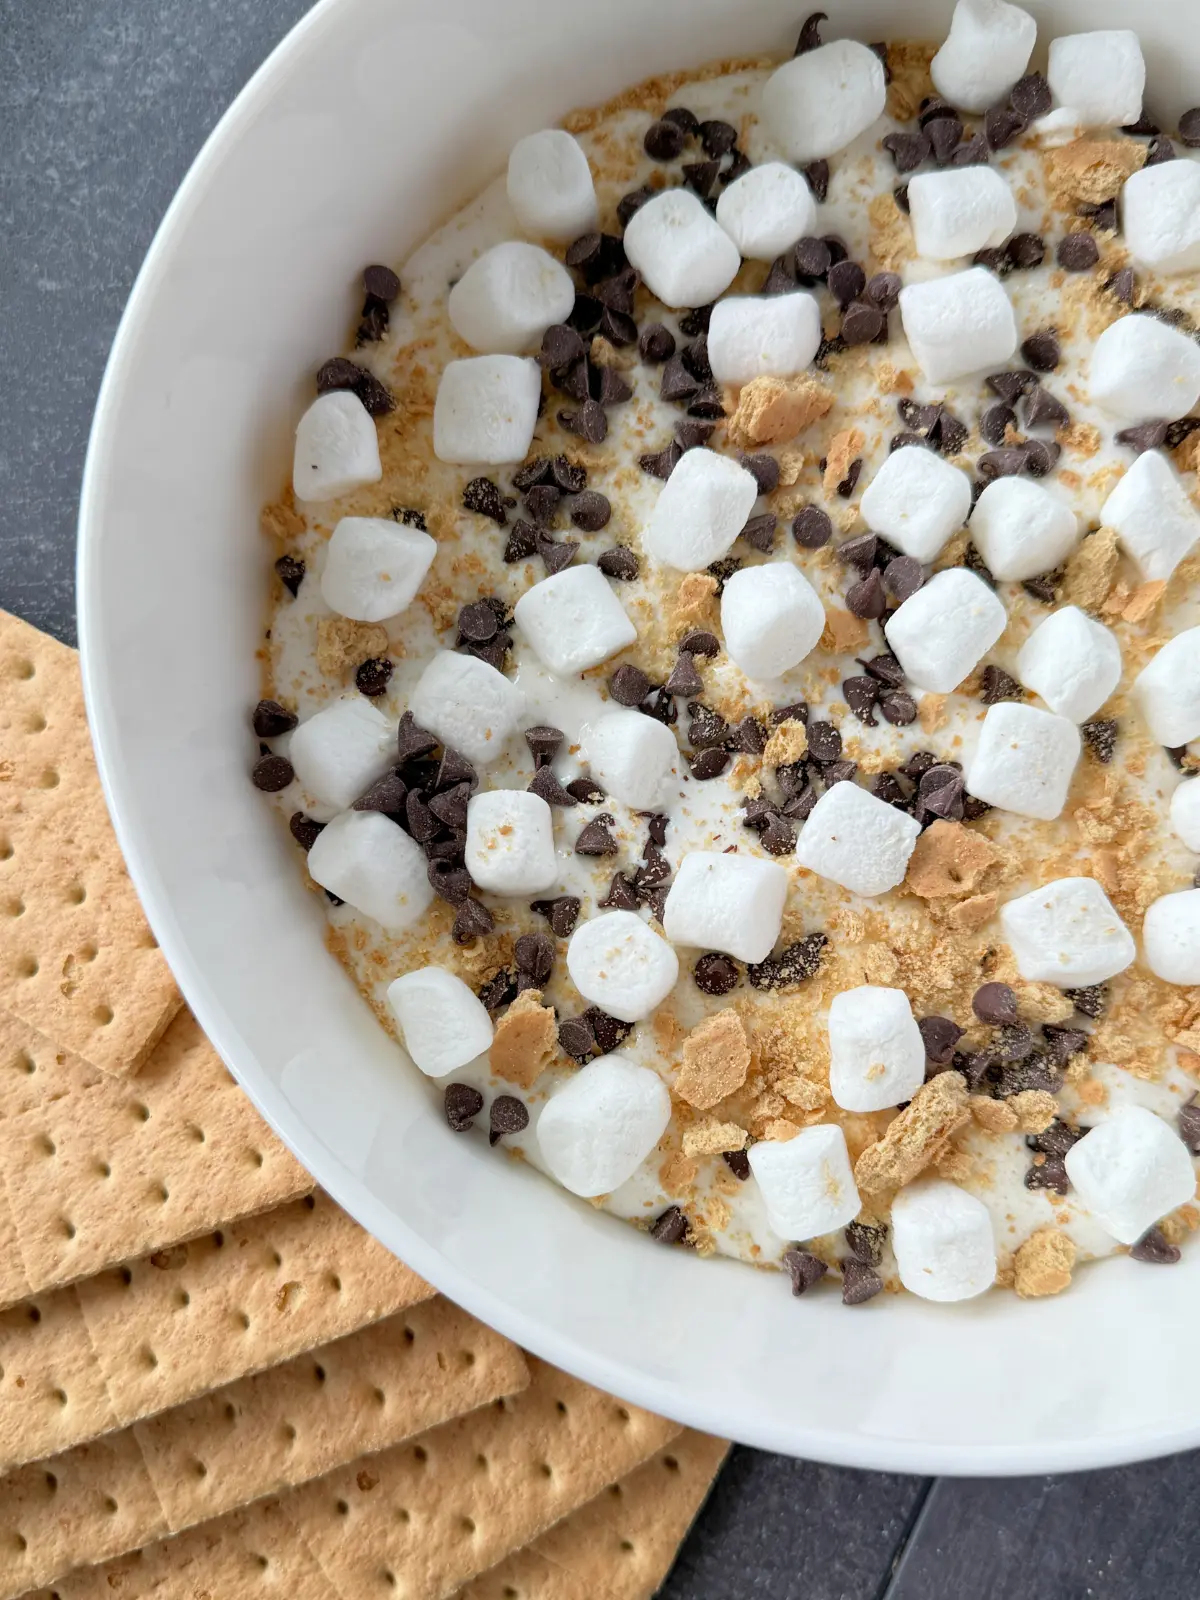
[464,789,557,896]
[320,517,436,623]
[794,781,922,898]
[859,447,973,563]
[884,568,1007,694]
[1102,451,1200,584]
[642,448,759,571]
[1064,1105,1197,1246]
[966,702,1080,821]
[898,267,1018,387]
[293,391,382,504]
[432,355,541,466]
[1089,314,1200,423]
[828,986,925,1114]
[715,161,818,261]
[890,1180,996,1302]
[1142,889,1200,986]
[514,565,637,676]
[578,710,677,812]
[1134,626,1200,747]
[506,128,598,242]
[1016,606,1122,723]
[408,650,525,765]
[566,911,679,1023]
[661,851,789,965]
[747,1125,861,1241]
[447,241,575,355]
[536,1054,671,1198]
[1122,160,1200,277]
[761,39,887,164]
[930,0,1038,115]
[1046,30,1145,129]
[969,477,1079,583]
[1170,778,1200,851]
[306,810,433,933]
[621,189,741,310]
[386,967,493,1078]
[288,697,393,812]
[1000,876,1135,986]
[720,562,825,681]
[706,294,822,386]
[908,167,1018,261]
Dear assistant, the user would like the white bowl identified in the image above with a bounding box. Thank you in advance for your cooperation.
[79,0,1200,1474]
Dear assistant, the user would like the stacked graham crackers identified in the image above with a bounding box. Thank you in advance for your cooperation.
[0,610,726,1598]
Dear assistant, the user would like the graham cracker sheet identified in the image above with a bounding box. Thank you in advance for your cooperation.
[0,610,181,1077]
[0,1288,113,1474]
[284,1355,683,1600]
[0,1010,102,1123]
[0,1008,311,1307]
[458,1430,730,1600]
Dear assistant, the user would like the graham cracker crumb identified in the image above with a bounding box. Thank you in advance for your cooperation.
[488,989,559,1090]
[885,40,936,121]
[933,1145,974,1182]
[675,1011,752,1110]
[822,429,865,494]
[820,607,870,653]
[260,495,306,542]
[1015,982,1076,1025]
[775,1073,828,1112]
[763,718,808,767]
[1062,525,1120,612]
[876,361,915,396]
[589,334,636,371]
[918,693,949,734]
[946,892,999,932]
[316,617,389,676]
[672,572,719,627]
[1174,430,1200,474]
[971,1095,1018,1134]
[1123,580,1166,624]
[725,374,833,448]
[775,447,806,487]
[1010,1089,1059,1134]
[1058,421,1102,459]
[868,192,915,272]
[660,1151,698,1197]
[1045,138,1144,206]
[682,1119,748,1157]
[906,821,1000,899]
[855,1071,970,1196]
[762,1119,800,1142]
[1013,1228,1075,1299]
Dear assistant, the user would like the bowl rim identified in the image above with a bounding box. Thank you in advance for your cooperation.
[76,0,1200,1477]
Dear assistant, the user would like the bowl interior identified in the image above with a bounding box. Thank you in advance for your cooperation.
[80,0,1200,1473]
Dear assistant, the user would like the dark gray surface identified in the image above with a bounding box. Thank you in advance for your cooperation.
[2,2,1196,1594]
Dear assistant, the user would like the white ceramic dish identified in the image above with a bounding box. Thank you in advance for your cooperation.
[78,0,1200,1474]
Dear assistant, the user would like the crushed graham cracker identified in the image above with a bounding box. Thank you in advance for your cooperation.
[659,1150,699,1197]
[1058,421,1102,459]
[672,571,719,628]
[589,334,636,370]
[946,892,999,932]
[822,429,865,494]
[971,1096,1018,1134]
[867,192,915,272]
[488,989,559,1090]
[260,494,306,542]
[918,693,949,734]
[1014,982,1076,1025]
[316,616,389,676]
[762,718,808,768]
[1010,1090,1059,1134]
[1044,138,1144,207]
[933,1145,974,1182]
[1013,1229,1076,1299]
[906,821,1000,900]
[1062,525,1120,612]
[885,40,936,121]
[775,447,807,487]
[876,360,915,396]
[855,1071,970,1196]
[762,1118,801,1143]
[725,374,833,448]
[675,1012,752,1110]
[682,1119,748,1157]
[1122,580,1166,624]
[820,607,870,653]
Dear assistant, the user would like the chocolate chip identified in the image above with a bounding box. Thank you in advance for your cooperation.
[251,753,293,792]
[803,160,830,202]
[893,183,911,213]
[689,747,729,780]
[794,9,827,51]
[1025,1155,1069,1195]
[846,568,886,619]
[836,532,877,575]
[1179,1094,1200,1154]
[1146,136,1178,167]
[747,933,827,992]
[985,104,1027,150]
[783,1249,828,1295]
[951,131,990,166]
[793,235,832,279]
[316,356,394,416]
[444,1083,483,1132]
[979,665,1022,704]
[919,1015,964,1066]
[725,716,764,757]
[1078,718,1119,767]
[353,769,407,815]
[1078,198,1118,233]
[252,700,297,740]
[1105,266,1137,307]
[275,554,305,597]
[883,556,925,603]
[661,105,700,134]
[425,858,470,904]
[649,1206,690,1246]
[840,301,884,345]
[594,364,634,406]
[1116,420,1171,455]
[1020,330,1060,372]
[513,933,554,985]
[841,1259,883,1305]
[644,118,686,160]
[928,116,963,166]
[502,521,538,564]
[475,965,517,1012]
[557,1015,597,1063]
[879,690,917,726]
[1131,1227,1182,1264]
[980,403,1015,447]
[734,453,778,497]
[1024,386,1071,432]
[1042,1025,1088,1066]
[579,1009,632,1056]
[881,130,931,173]
[792,506,833,549]
[558,399,607,442]
[760,814,797,855]
[608,664,649,707]
[1007,232,1046,272]
[616,186,654,227]
[347,656,391,701]
[598,545,639,580]
[870,773,906,809]
[562,492,609,538]
[974,982,1018,1024]
[857,653,902,689]
[977,447,1027,481]
[453,898,494,943]
[512,457,552,493]
[288,814,325,855]
[1009,71,1051,119]
[719,1149,749,1183]
[1180,107,1200,147]
[918,95,958,128]
[659,355,699,404]
[574,814,618,855]
[762,252,800,295]
[827,259,865,307]
[1057,230,1100,271]
[802,722,838,765]
[527,765,578,807]
[699,118,737,158]
[682,158,720,196]
[739,513,777,553]
[837,458,863,497]
[843,676,879,727]
[518,727,563,774]
[1022,569,1063,604]
[919,768,965,821]
[482,1094,529,1148]
[637,323,675,367]
[1165,418,1200,449]
[665,653,704,697]
[598,872,639,911]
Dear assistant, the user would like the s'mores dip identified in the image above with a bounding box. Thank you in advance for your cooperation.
[254,5,1200,1306]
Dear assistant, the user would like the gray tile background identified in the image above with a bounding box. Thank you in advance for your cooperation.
[2,2,1197,1592]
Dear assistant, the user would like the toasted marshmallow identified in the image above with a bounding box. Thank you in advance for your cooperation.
[715,160,818,261]
[293,391,382,504]
[720,562,825,681]
[908,167,1018,260]
[828,986,926,1113]
[621,189,741,309]
[643,448,760,571]
[1016,606,1122,724]
[859,447,973,562]
[1064,1105,1196,1245]
[930,0,1038,114]
[1134,626,1200,747]
[967,702,1080,821]
[970,477,1079,583]
[884,568,1007,694]
[1089,314,1200,423]
[578,710,677,812]
[289,697,393,812]
[409,650,525,766]
[320,517,436,623]
[795,782,922,898]
[536,1054,672,1197]
[1122,160,1200,276]
[748,1125,861,1240]
[662,851,789,965]
[506,129,598,242]
[1142,889,1200,986]
[762,40,887,164]
[447,241,575,355]
[566,911,679,1023]
[898,267,1018,387]
[514,565,637,676]
[307,810,433,933]
[706,294,822,385]
[1000,876,1136,986]
[386,967,493,1078]
[891,1179,997,1301]
[433,356,541,466]
[1046,30,1145,129]
[1102,452,1200,584]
